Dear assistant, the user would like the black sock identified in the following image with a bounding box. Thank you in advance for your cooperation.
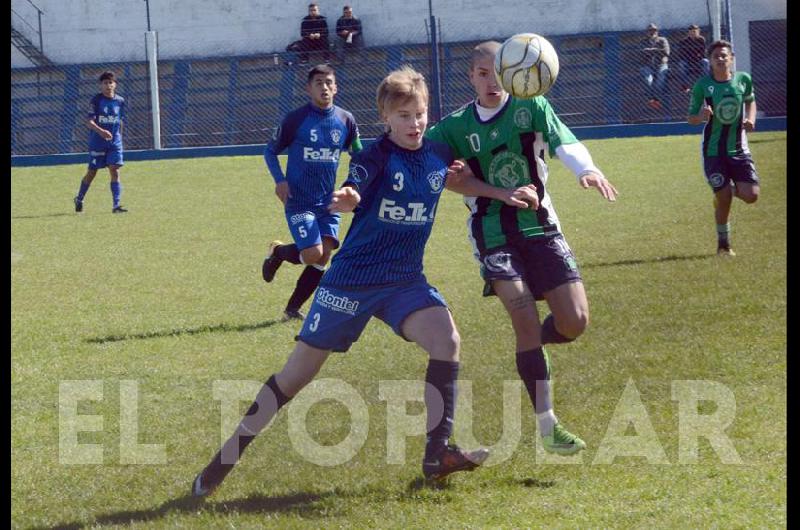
[275,244,302,265]
[424,359,459,459]
[286,266,325,312]
[219,375,292,464]
[541,314,574,344]
[515,347,552,413]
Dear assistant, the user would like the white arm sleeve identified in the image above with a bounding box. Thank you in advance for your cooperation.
[555,142,605,182]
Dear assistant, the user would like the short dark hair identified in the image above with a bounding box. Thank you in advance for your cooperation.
[308,3,318,8]
[307,64,336,83]
[688,24,699,30]
[99,71,116,82]
[707,39,733,57]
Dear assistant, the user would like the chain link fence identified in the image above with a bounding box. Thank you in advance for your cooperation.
[11,10,786,157]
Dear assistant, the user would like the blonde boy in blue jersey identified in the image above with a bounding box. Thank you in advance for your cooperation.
[192,65,539,497]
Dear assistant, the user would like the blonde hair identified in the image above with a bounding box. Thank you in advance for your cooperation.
[471,41,501,70]
[376,66,429,120]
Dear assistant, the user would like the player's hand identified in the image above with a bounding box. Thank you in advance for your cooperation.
[701,106,713,122]
[328,186,361,213]
[101,130,113,141]
[275,181,291,205]
[743,119,755,132]
[580,171,618,202]
[510,184,539,209]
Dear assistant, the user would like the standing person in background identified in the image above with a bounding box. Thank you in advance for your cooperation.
[677,24,710,93]
[687,40,759,256]
[640,23,671,110]
[74,71,128,214]
[262,64,361,321]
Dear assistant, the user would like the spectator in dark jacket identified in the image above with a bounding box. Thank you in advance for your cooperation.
[286,4,330,64]
[677,24,710,92]
[334,5,364,62]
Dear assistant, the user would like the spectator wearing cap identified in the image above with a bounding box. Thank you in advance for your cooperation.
[640,22,670,109]
[676,24,710,92]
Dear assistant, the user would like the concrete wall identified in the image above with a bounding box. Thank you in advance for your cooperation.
[730,0,787,74]
[10,0,786,67]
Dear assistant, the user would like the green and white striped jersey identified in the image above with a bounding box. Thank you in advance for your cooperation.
[426,95,578,253]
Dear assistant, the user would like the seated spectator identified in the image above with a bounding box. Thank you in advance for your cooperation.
[334,5,364,63]
[677,24,710,92]
[286,3,330,64]
[639,23,671,110]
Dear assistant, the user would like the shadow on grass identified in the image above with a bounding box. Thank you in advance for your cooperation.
[12,212,78,220]
[35,491,338,529]
[582,253,712,269]
[86,319,284,344]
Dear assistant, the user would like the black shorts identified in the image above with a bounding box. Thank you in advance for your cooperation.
[703,153,760,192]
[480,234,582,300]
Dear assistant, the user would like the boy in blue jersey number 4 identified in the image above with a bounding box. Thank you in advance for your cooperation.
[73,71,128,214]
[192,66,539,497]
[263,64,361,321]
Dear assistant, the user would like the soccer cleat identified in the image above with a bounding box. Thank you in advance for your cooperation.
[262,240,284,283]
[542,423,586,456]
[422,444,490,481]
[283,308,306,321]
[74,197,83,213]
[112,206,128,213]
[191,453,233,498]
[717,246,736,257]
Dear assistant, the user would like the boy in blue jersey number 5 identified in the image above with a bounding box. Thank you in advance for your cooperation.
[263,64,362,321]
[192,66,539,497]
[73,71,128,214]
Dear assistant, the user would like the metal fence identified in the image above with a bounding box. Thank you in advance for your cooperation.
[10,15,786,157]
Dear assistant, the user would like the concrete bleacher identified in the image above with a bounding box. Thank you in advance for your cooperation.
[10,26,772,156]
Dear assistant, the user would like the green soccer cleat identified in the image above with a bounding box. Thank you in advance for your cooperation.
[542,423,586,456]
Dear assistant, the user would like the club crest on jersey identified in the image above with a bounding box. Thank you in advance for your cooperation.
[715,97,741,125]
[483,252,511,273]
[708,173,725,189]
[330,129,342,144]
[426,170,445,193]
[489,151,529,188]
[348,163,368,184]
[514,108,532,129]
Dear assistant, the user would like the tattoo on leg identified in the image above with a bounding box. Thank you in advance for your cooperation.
[509,293,536,311]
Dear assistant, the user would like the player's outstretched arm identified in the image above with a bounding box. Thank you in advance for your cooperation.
[579,170,618,202]
[445,160,536,209]
[328,186,361,213]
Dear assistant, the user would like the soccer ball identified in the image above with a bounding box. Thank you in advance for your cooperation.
[494,33,560,98]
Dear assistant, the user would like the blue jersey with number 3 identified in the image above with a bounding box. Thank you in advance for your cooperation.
[321,135,454,288]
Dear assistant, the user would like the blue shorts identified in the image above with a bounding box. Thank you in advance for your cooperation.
[297,278,449,352]
[703,153,760,192]
[285,206,341,251]
[88,144,124,170]
[480,234,582,300]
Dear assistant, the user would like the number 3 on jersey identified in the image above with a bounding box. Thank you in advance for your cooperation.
[309,312,320,332]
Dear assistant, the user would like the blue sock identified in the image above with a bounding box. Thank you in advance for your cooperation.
[76,180,91,201]
[110,182,121,207]
[424,359,459,459]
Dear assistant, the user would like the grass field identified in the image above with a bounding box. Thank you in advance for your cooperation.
[11,132,786,528]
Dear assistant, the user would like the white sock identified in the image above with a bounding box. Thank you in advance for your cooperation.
[537,410,558,437]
